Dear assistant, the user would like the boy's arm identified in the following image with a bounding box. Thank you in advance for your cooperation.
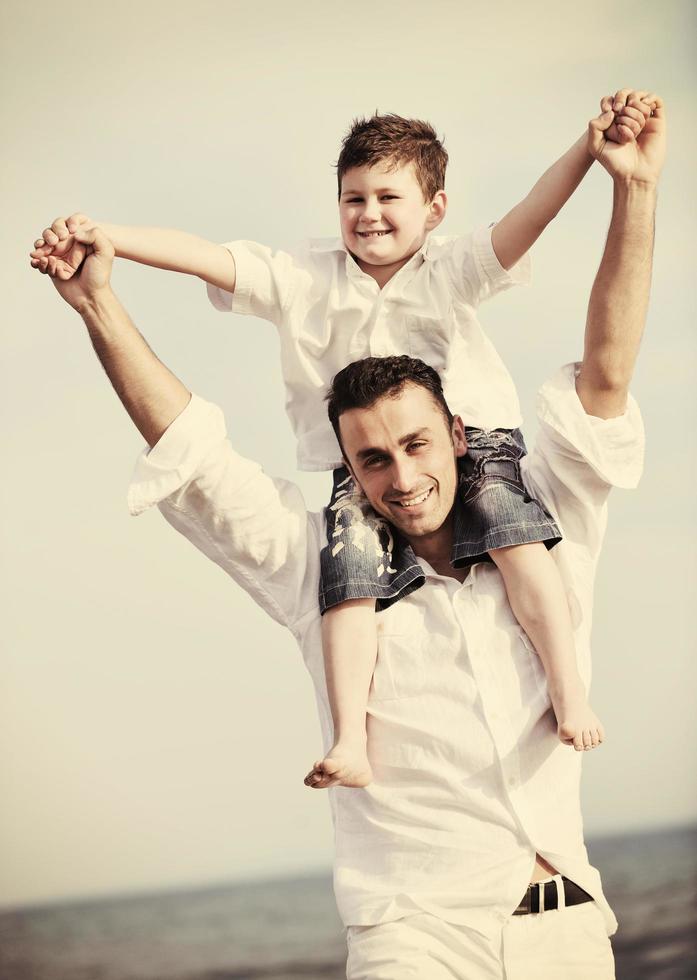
[32,223,315,629]
[30,214,237,293]
[490,89,652,271]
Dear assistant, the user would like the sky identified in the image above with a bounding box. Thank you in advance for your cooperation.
[1,0,695,908]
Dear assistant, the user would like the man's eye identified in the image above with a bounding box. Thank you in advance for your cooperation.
[408,442,427,452]
[366,456,387,467]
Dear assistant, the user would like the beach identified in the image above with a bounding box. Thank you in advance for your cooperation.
[1,825,694,980]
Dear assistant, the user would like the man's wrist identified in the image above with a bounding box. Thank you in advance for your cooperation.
[76,287,118,321]
[612,174,659,194]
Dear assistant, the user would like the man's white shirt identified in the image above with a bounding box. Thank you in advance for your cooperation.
[127,364,644,940]
[206,227,529,471]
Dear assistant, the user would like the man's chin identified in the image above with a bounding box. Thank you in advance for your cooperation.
[384,509,442,540]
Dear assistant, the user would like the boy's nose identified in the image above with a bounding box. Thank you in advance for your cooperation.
[361,199,381,222]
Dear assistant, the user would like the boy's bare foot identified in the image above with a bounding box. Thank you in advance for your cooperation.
[551,682,605,751]
[303,739,373,789]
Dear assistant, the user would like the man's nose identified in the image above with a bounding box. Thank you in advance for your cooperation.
[390,456,418,494]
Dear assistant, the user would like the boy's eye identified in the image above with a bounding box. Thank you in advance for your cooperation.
[381,195,398,200]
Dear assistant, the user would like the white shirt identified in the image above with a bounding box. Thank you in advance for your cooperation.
[127,364,645,938]
[206,227,530,471]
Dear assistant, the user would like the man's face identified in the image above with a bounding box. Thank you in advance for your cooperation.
[339,384,467,551]
[339,162,446,278]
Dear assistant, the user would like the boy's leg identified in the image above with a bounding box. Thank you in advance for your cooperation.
[311,465,423,789]
[490,543,605,751]
[304,598,376,789]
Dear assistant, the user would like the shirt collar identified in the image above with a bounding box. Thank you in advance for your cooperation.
[415,556,475,588]
[308,238,346,253]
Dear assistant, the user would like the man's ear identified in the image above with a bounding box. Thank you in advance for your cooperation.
[426,190,447,231]
[343,455,363,491]
[452,416,467,458]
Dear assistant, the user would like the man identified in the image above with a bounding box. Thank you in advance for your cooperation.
[33,94,665,978]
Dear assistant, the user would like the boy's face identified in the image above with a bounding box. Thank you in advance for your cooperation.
[339,162,446,282]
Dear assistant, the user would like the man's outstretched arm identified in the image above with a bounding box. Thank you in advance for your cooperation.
[576,93,666,419]
[35,225,190,447]
[33,223,316,629]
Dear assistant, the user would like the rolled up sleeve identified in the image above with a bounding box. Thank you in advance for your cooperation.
[205,240,296,328]
[127,394,319,629]
[446,225,531,308]
[523,363,645,558]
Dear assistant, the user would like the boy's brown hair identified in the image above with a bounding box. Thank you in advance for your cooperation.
[336,113,448,202]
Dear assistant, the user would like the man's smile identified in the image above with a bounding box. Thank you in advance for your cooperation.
[389,486,434,509]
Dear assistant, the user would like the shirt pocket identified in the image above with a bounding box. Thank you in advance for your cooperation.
[405,309,456,374]
[371,610,428,701]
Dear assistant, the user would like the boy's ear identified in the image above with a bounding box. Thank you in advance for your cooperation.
[426,190,447,231]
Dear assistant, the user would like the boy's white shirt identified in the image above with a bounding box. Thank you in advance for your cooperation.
[206,226,530,471]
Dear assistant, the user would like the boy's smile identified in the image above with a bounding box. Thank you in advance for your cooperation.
[339,162,446,288]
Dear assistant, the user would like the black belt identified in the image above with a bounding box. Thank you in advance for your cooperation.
[513,876,593,915]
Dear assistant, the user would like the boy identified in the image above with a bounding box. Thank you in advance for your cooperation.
[30,90,652,792]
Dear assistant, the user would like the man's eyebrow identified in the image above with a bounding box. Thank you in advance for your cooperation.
[355,428,431,461]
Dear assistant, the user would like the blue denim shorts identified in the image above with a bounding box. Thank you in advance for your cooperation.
[318,427,561,614]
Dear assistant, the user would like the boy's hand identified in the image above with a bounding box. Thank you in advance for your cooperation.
[601,88,654,144]
[29,213,96,281]
[589,91,665,183]
[31,223,115,313]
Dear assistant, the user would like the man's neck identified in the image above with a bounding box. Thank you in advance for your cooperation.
[408,520,467,582]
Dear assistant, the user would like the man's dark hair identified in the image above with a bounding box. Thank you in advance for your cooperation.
[336,113,448,202]
[327,356,454,454]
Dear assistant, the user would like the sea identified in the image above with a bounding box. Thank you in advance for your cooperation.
[1,825,694,980]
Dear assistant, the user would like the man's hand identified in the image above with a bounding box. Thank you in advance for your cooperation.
[30,213,96,276]
[31,222,115,313]
[589,90,666,184]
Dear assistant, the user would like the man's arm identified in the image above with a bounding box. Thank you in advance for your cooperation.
[30,214,237,292]
[34,223,316,628]
[491,89,652,272]
[35,224,191,446]
[576,94,666,418]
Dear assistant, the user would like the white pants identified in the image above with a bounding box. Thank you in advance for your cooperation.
[346,902,615,980]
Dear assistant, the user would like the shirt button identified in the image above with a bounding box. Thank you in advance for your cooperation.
[508,775,517,788]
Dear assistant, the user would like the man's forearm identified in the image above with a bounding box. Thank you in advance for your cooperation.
[98,223,236,291]
[491,135,593,270]
[576,180,656,417]
[79,287,191,447]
